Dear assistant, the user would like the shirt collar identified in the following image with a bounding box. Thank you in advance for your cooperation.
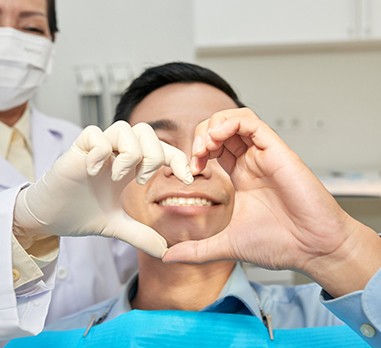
[0,106,32,158]
[119,263,261,319]
[204,263,262,318]
[0,120,12,158]
[14,105,33,151]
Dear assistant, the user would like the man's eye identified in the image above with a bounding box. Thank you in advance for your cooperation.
[23,27,45,35]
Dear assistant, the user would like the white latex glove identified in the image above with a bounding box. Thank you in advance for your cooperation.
[13,121,193,258]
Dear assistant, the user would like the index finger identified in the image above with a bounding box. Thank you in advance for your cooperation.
[190,108,280,174]
[161,141,194,185]
[190,109,250,174]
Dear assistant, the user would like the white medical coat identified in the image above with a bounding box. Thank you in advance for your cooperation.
[0,107,137,340]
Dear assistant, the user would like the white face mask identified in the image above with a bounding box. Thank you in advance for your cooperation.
[0,27,55,112]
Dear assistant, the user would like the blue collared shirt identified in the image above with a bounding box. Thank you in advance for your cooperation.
[46,263,342,331]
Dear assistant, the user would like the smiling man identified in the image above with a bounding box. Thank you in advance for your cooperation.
[120,79,237,313]
[42,62,343,334]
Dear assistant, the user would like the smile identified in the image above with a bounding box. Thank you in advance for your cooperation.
[158,197,214,207]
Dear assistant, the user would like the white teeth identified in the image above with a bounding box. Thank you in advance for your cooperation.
[159,197,213,207]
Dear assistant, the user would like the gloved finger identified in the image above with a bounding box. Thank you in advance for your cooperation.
[132,123,165,184]
[103,121,144,181]
[110,213,168,258]
[161,141,194,185]
[72,125,113,176]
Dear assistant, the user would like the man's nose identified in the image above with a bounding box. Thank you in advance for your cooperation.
[163,152,212,180]
[162,145,191,178]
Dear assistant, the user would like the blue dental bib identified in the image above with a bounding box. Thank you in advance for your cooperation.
[6,310,368,347]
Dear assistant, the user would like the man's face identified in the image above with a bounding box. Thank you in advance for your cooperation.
[121,82,237,246]
[0,0,51,39]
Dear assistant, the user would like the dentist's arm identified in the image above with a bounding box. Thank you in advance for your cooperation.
[14,121,193,258]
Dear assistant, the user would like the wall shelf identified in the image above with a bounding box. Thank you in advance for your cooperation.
[196,40,381,57]
[318,170,381,198]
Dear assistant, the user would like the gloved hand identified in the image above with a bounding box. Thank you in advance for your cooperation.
[13,121,193,258]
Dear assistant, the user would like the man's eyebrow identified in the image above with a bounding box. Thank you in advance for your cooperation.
[148,119,178,131]
[19,11,47,19]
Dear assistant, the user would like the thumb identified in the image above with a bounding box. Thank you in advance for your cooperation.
[162,233,230,264]
[106,213,168,259]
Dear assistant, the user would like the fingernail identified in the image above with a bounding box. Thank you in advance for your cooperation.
[209,123,222,133]
[161,250,176,263]
[190,157,198,175]
[192,136,203,155]
[205,124,222,147]
[160,247,169,259]
[183,165,194,185]
[204,133,213,148]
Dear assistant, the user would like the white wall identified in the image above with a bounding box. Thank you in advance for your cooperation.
[34,0,194,127]
[196,50,381,172]
[35,1,381,171]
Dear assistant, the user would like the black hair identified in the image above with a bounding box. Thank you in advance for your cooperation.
[47,0,58,40]
[114,62,245,123]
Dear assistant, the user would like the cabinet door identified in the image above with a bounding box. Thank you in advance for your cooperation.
[362,0,381,39]
[194,0,355,48]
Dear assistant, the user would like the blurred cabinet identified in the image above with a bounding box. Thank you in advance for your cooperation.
[194,0,381,53]
[364,0,381,39]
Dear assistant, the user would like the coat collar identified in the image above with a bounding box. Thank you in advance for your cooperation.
[30,107,63,179]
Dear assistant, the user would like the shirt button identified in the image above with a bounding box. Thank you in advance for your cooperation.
[57,266,69,280]
[360,323,376,338]
[12,268,21,282]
